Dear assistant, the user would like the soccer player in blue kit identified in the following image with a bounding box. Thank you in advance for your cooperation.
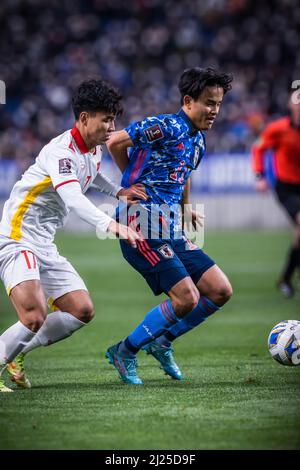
[106,67,234,384]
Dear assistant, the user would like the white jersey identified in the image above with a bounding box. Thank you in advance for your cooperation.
[0,126,117,248]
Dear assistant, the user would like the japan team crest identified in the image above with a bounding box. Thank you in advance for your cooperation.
[158,244,174,259]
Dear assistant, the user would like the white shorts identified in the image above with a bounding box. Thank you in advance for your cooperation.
[0,236,87,307]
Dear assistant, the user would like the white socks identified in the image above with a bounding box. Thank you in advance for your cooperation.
[0,321,35,365]
[0,312,86,367]
[21,311,86,354]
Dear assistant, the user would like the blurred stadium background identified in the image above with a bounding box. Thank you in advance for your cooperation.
[1,0,300,452]
[0,0,299,229]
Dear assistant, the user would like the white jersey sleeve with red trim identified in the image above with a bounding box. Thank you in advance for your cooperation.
[56,181,113,233]
[45,147,80,190]
[91,173,122,198]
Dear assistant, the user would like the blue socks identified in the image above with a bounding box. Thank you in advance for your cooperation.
[118,296,219,357]
[157,296,220,346]
[119,300,178,356]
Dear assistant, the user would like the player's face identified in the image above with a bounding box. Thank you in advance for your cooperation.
[85,111,116,145]
[186,86,224,131]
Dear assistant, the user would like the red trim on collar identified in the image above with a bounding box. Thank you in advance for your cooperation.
[71,126,89,154]
[68,140,75,152]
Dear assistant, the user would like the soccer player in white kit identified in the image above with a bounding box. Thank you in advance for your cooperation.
[0,79,146,391]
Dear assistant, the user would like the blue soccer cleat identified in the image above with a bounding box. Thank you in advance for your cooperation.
[142,341,183,380]
[105,343,143,385]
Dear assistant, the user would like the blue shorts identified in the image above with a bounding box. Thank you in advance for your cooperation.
[120,235,215,296]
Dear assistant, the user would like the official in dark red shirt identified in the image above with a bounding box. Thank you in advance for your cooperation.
[252,94,300,297]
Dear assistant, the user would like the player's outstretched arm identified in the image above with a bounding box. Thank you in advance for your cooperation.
[92,172,122,197]
[56,181,141,247]
[107,220,142,248]
[56,180,113,231]
[117,184,148,205]
[107,130,134,173]
[92,173,148,205]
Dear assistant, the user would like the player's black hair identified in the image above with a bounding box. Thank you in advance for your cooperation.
[72,79,123,120]
[178,67,233,104]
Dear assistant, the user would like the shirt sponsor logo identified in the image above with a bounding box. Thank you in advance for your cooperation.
[59,158,72,174]
[144,124,164,142]
[158,244,174,258]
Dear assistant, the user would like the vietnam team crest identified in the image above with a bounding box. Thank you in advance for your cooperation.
[59,158,72,174]
[158,244,174,258]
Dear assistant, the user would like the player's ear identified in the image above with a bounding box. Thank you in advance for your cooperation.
[78,111,89,126]
[183,95,193,108]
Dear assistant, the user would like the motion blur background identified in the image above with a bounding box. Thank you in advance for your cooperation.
[0,0,299,228]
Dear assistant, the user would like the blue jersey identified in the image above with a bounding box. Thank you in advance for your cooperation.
[122,109,206,207]
[120,109,205,238]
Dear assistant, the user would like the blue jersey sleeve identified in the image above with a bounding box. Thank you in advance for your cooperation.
[125,116,175,149]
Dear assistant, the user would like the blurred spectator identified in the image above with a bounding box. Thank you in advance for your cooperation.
[0,0,299,168]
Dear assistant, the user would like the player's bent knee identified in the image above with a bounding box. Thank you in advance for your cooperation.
[23,312,46,332]
[20,301,47,332]
[74,303,95,323]
[187,291,201,312]
[215,283,233,305]
[174,290,200,317]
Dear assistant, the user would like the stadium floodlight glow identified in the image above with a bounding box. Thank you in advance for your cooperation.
[0,80,6,104]
[291,80,300,104]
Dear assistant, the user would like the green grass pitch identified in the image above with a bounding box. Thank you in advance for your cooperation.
[0,230,299,450]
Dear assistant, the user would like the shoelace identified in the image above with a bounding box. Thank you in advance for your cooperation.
[154,345,174,357]
[163,348,173,357]
[124,358,138,375]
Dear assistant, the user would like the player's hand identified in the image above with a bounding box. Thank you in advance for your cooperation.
[183,205,205,230]
[117,184,148,205]
[191,209,205,229]
[107,220,142,248]
[255,178,269,193]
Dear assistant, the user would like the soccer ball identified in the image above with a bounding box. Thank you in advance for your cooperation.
[268,320,300,366]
